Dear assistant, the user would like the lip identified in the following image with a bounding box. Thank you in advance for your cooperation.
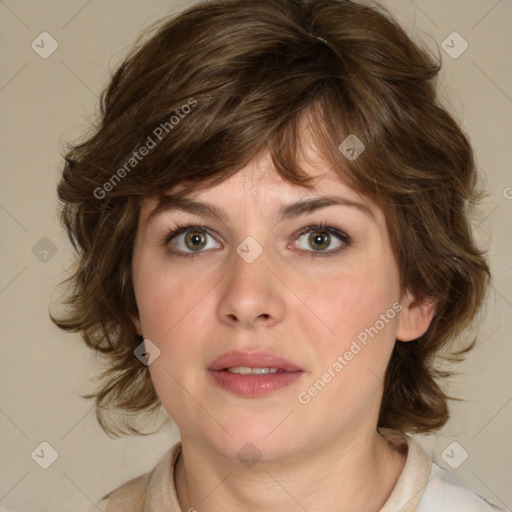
[208,351,303,397]
[208,351,302,372]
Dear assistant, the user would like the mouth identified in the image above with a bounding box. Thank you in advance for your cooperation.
[208,351,304,397]
[223,367,289,374]
[208,350,302,372]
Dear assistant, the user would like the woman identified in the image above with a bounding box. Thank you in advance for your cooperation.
[53,0,505,510]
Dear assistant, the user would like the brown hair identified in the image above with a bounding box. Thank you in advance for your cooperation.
[52,0,490,437]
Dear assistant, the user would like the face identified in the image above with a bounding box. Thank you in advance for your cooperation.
[131,145,430,463]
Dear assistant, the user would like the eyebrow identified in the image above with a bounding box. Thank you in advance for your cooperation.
[146,194,374,225]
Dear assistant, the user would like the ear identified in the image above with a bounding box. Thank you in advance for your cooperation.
[396,291,436,342]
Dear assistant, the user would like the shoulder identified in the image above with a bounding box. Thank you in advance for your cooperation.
[416,461,506,512]
[378,429,507,512]
[79,472,149,512]
[101,472,150,512]
[99,441,182,512]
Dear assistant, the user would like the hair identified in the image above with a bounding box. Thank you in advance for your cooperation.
[52,0,490,437]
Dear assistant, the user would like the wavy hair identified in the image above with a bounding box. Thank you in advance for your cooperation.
[52,0,490,437]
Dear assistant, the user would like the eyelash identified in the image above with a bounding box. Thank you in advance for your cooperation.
[160,221,352,259]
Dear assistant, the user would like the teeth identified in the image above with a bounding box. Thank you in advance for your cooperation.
[227,367,283,375]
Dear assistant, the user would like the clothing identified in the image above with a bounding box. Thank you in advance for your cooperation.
[92,429,506,512]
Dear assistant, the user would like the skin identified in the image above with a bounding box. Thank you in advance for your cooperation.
[131,140,434,512]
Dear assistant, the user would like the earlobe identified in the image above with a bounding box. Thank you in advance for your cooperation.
[396,292,436,342]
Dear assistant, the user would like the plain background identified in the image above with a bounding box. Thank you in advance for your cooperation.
[0,0,511,510]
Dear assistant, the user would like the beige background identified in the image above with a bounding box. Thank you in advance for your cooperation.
[0,0,511,510]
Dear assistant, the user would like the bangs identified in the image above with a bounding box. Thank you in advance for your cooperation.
[144,100,367,208]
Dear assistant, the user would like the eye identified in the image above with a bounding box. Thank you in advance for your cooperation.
[161,221,351,258]
[162,224,220,258]
[292,222,351,256]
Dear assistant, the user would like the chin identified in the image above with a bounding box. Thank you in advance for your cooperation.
[209,421,307,464]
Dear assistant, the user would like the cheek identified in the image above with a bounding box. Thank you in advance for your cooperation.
[134,274,203,344]
[305,249,400,332]
[133,244,203,331]
[134,267,212,417]
[132,256,218,371]
[295,247,402,383]
[294,261,402,422]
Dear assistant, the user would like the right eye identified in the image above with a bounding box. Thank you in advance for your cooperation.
[162,224,221,258]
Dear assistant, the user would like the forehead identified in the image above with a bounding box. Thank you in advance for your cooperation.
[139,148,374,220]
[192,152,338,201]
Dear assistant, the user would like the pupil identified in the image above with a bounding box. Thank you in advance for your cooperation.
[187,232,205,250]
[310,231,329,250]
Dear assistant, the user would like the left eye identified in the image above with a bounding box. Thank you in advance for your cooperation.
[163,223,351,258]
[293,226,350,254]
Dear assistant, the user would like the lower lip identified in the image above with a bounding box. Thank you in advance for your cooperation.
[209,369,303,397]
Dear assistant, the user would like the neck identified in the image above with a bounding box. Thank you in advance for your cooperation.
[174,428,406,512]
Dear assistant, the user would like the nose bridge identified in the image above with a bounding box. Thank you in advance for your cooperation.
[227,236,272,298]
[217,235,286,326]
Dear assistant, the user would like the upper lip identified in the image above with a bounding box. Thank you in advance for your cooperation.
[208,351,302,372]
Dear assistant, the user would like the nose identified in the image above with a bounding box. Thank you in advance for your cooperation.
[216,243,286,329]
